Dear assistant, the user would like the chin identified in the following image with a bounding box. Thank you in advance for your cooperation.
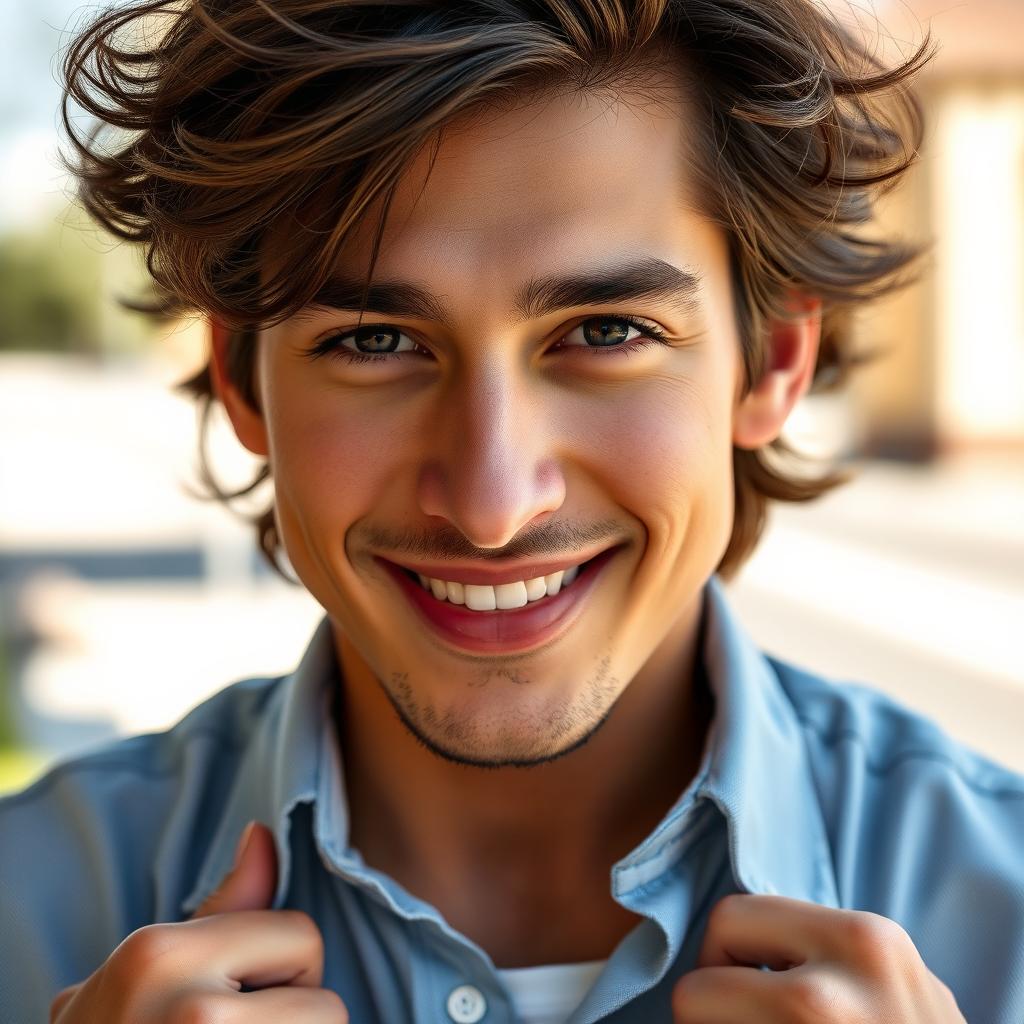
[393,691,617,770]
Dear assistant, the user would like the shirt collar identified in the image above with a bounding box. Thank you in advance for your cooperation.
[179,613,337,916]
[181,573,839,917]
[685,574,839,908]
[610,573,835,909]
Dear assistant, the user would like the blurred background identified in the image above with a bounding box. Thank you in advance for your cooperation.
[1,0,1022,795]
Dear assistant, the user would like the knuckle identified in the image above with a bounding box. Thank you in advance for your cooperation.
[936,977,962,1013]
[113,923,179,976]
[322,989,350,1023]
[281,908,319,934]
[842,911,909,968]
[49,986,76,1022]
[782,973,839,1022]
[706,892,744,930]
[282,908,325,951]
[166,991,235,1024]
[670,972,704,1019]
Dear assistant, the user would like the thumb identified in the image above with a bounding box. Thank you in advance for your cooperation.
[191,820,278,920]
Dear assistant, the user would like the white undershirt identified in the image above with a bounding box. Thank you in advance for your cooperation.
[495,959,607,1024]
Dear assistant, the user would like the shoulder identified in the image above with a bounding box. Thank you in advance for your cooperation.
[767,653,1024,810]
[768,655,1024,857]
[0,673,283,1018]
[0,672,281,835]
[767,655,1024,1020]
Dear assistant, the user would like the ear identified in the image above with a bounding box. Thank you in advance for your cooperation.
[732,290,822,450]
[209,319,270,458]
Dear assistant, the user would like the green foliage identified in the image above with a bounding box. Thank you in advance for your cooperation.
[0,749,49,796]
[0,618,50,794]
[0,203,156,354]
[0,634,15,749]
[0,207,100,352]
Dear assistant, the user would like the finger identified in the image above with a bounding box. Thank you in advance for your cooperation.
[697,894,844,969]
[233,985,349,1021]
[673,966,793,1023]
[49,983,82,1021]
[187,909,324,990]
[673,965,844,1024]
[192,821,277,920]
[131,909,324,990]
[168,985,349,1023]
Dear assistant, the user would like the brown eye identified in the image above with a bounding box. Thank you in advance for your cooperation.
[582,318,634,347]
[303,324,420,363]
[556,315,670,358]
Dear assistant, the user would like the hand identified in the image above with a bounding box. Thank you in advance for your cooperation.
[49,820,349,1022]
[672,894,966,1023]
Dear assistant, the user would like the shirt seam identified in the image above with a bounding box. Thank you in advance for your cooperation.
[615,762,713,872]
[615,805,718,897]
[617,795,715,875]
[0,726,250,810]
[793,715,1024,800]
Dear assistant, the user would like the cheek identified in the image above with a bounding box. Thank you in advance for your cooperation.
[578,373,734,644]
[263,382,393,538]
[593,368,735,599]
[586,375,728,510]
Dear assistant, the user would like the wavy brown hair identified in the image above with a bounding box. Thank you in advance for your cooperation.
[60,0,936,584]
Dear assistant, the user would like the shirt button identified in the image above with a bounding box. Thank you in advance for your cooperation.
[446,984,487,1023]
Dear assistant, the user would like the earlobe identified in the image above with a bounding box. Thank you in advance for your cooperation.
[732,292,822,451]
[209,319,270,458]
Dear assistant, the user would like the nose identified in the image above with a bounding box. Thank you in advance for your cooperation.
[416,358,566,549]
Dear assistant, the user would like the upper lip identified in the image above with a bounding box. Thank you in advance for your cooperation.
[379,545,619,587]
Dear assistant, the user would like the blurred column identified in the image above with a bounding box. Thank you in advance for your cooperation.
[932,82,1024,452]
[846,114,940,462]
[845,0,1024,460]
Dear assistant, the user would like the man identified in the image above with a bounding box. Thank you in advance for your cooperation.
[2,1,1021,1021]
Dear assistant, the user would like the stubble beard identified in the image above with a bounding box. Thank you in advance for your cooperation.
[378,652,621,769]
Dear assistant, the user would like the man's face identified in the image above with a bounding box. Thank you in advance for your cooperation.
[254,79,745,767]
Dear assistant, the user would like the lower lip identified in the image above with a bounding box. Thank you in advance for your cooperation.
[376,546,621,654]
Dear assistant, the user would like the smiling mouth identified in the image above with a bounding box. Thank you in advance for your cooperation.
[376,544,621,653]
[393,557,598,602]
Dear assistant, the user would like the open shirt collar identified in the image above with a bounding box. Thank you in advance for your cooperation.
[181,574,839,918]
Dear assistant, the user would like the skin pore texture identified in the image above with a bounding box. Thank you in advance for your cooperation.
[211,71,821,968]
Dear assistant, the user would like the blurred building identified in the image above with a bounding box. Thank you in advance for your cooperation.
[846,0,1024,458]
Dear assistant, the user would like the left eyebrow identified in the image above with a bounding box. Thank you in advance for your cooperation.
[302,256,705,326]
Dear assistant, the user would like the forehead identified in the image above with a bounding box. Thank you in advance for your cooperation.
[267,70,725,319]
[356,79,708,272]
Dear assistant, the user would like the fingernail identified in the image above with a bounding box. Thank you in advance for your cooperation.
[233,821,256,866]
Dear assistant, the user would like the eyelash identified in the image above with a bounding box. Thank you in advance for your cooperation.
[302,314,671,366]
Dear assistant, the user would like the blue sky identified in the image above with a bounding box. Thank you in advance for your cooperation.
[1,0,93,228]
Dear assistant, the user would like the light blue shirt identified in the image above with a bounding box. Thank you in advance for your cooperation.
[2,574,1022,1023]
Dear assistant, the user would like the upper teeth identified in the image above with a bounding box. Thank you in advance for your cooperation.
[417,564,582,611]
